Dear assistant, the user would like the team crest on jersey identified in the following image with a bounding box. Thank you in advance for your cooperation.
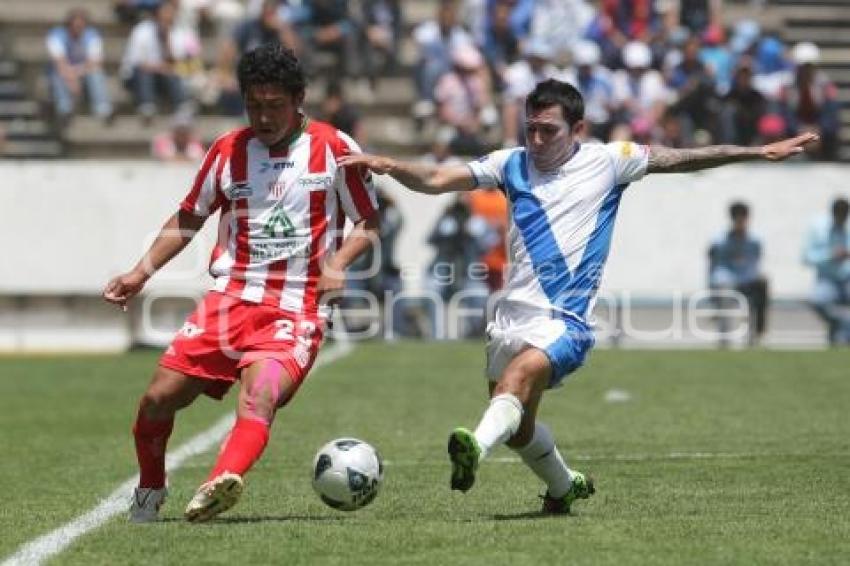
[227,182,253,199]
[267,181,287,199]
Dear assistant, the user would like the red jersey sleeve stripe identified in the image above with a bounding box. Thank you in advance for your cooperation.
[222,129,253,297]
[302,190,328,313]
[343,164,376,220]
[180,139,221,215]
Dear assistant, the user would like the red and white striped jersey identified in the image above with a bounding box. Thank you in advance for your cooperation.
[180,120,377,315]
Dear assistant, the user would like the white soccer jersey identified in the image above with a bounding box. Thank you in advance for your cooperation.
[468,141,649,324]
[180,121,378,315]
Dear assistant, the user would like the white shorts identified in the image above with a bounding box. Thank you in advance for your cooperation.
[485,301,595,388]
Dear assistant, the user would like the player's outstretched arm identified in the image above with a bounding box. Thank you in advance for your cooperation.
[647,132,819,174]
[337,153,476,194]
[103,210,206,309]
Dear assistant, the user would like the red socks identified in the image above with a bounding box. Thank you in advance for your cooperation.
[133,411,174,489]
[207,417,270,481]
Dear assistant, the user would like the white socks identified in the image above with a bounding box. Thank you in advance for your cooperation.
[473,393,523,459]
[512,422,573,499]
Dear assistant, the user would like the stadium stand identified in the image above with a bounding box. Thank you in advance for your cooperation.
[0,0,845,161]
[0,0,845,351]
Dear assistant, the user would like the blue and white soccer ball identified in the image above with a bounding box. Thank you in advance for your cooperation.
[312,438,383,511]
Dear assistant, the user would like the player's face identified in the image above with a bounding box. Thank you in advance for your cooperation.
[525,105,582,171]
[244,84,303,148]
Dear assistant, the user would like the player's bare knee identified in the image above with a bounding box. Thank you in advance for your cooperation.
[495,364,539,402]
[238,359,295,424]
[139,390,178,419]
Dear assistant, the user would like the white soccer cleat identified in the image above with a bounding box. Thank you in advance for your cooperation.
[184,472,244,523]
[129,487,168,523]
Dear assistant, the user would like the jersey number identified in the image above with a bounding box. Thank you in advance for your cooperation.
[274,319,317,346]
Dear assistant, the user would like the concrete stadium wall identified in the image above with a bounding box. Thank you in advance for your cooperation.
[3,160,847,298]
[1,159,847,351]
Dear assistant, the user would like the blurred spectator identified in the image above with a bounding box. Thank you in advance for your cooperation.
[151,115,205,161]
[320,80,366,146]
[562,40,615,141]
[721,62,766,145]
[500,39,559,147]
[46,8,114,128]
[462,0,487,45]
[529,0,595,61]
[175,0,245,39]
[699,24,734,95]
[803,198,850,346]
[611,41,670,140]
[668,35,721,143]
[780,42,839,161]
[114,0,161,25]
[425,196,495,337]
[422,129,464,167]
[480,0,523,92]
[751,34,793,101]
[434,44,497,155]
[599,0,658,47]
[658,110,687,147]
[664,0,721,35]
[468,187,508,291]
[412,0,475,124]
[344,189,404,336]
[216,0,298,115]
[708,202,769,347]
[120,0,199,123]
[300,0,358,79]
[357,0,403,89]
[756,113,787,145]
[730,19,760,58]
[232,0,298,53]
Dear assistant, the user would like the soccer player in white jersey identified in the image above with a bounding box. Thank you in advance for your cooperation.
[340,79,817,514]
[103,44,378,522]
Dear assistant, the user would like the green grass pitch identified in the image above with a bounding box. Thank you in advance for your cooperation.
[1,343,848,565]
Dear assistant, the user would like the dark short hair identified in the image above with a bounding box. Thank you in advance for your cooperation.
[729,201,749,220]
[526,79,584,126]
[833,197,849,218]
[237,43,306,98]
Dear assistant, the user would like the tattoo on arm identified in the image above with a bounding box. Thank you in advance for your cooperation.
[647,145,762,174]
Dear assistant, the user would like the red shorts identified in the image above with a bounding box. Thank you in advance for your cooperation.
[160,291,325,399]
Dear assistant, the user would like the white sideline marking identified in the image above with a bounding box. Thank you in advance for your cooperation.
[1,340,353,566]
[603,388,632,403]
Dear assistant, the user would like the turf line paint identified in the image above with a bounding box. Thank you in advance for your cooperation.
[1,339,353,566]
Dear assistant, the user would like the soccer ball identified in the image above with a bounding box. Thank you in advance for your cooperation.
[312,438,383,511]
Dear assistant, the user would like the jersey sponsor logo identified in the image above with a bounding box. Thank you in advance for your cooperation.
[259,160,295,173]
[249,239,310,262]
[297,174,334,190]
[263,203,296,238]
[620,142,633,158]
[177,322,204,338]
[226,182,253,199]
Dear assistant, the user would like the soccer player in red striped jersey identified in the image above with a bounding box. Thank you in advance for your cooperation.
[103,44,379,523]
